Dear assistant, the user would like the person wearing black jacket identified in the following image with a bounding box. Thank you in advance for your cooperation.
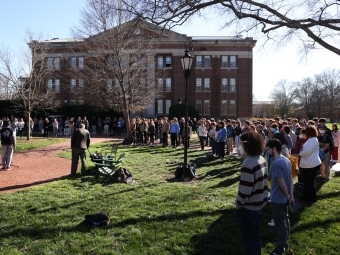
[71,124,90,176]
[0,120,16,170]
[43,117,50,138]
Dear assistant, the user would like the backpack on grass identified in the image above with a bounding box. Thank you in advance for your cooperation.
[175,163,196,180]
[84,212,110,227]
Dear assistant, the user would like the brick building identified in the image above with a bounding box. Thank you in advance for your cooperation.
[36,20,256,119]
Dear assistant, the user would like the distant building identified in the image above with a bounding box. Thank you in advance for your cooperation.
[32,20,256,119]
[253,101,273,119]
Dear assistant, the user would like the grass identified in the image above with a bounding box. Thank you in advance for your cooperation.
[0,137,68,152]
[1,140,340,254]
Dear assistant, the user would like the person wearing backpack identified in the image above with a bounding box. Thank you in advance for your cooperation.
[318,125,331,181]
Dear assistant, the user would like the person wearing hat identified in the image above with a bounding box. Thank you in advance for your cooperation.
[71,123,91,176]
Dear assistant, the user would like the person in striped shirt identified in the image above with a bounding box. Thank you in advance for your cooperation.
[236,131,268,255]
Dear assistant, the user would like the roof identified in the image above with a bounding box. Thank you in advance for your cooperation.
[43,38,83,43]
[191,36,247,40]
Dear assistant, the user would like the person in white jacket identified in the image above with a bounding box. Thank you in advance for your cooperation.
[298,126,321,203]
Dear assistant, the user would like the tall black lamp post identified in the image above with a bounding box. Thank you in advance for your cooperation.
[180,47,193,180]
[178,98,182,119]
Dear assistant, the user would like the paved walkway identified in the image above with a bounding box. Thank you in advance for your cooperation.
[0,136,116,193]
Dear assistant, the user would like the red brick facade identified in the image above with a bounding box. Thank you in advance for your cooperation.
[38,21,256,120]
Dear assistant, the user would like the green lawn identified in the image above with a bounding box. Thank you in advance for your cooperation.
[0,141,340,254]
[1,137,68,152]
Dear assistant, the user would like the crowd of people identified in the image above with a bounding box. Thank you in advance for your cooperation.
[234,116,338,255]
[1,112,338,254]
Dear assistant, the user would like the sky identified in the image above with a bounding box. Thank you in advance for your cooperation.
[1,1,339,101]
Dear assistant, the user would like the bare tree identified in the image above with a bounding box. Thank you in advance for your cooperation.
[270,80,296,118]
[315,69,340,121]
[72,0,164,137]
[0,31,56,140]
[123,0,340,56]
[294,77,314,118]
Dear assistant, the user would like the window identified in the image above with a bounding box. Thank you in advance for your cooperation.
[204,100,210,115]
[78,79,84,88]
[54,100,61,106]
[196,78,202,91]
[204,56,210,67]
[222,56,228,67]
[165,78,171,92]
[78,100,84,105]
[230,78,236,92]
[165,56,172,67]
[196,56,202,67]
[221,100,228,115]
[71,57,76,69]
[157,100,163,114]
[222,78,228,91]
[54,58,60,69]
[47,58,53,69]
[47,79,53,89]
[166,100,171,114]
[229,100,236,115]
[230,56,236,67]
[107,79,113,88]
[157,78,164,91]
[78,57,84,69]
[47,57,60,69]
[115,78,119,87]
[157,56,163,68]
[70,99,77,105]
[54,79,60,92]
[107,58,113,69]
[196,100,202,114]
[70,79,76,91]
[47,79,60,92]
[204,78,210,91]
[70,57,84,69]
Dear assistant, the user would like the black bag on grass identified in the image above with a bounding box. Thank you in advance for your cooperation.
[84,212,110,227]
[175,163,196,180]
[113,167,133,183]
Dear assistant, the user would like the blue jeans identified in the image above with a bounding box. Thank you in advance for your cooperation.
[235,135,241,157]
[236,207,262,255]
[209,137,217,154]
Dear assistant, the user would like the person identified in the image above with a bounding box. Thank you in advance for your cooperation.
[331,123,340,162]
[1,121,16,170]
[293,128,307,187]
[226,119,234,155]
[208,122,217,156]
[266,139,294,255]
[71,124,90,176]
[52,118,58,137]
[170,118,180,148]
[299,126,321,202]
[216,121,227,161]
[148,120,155,146]
[82,116,89,130]
[161,118,170,147]
[130,118,137,145]
[18,118,25,139]
[234,121,242,158]
[43,117,50,138]
[236,131,268,255]
[283,126,293,153]
[318,125,332,181]
[198,119,207,151]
